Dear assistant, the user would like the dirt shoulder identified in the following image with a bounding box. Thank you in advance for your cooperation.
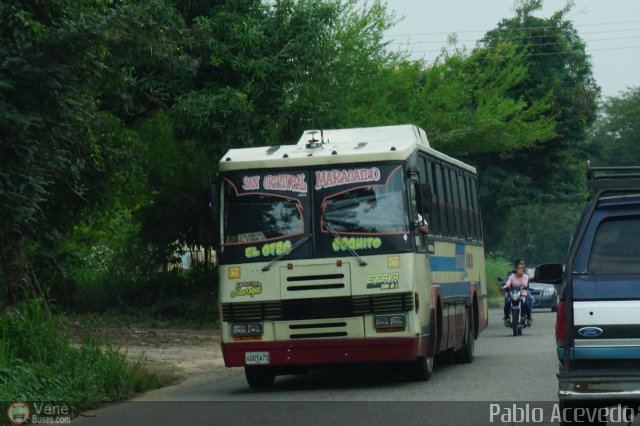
[71,325,229,385]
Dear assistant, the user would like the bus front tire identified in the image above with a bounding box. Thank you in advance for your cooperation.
[406,355,433,382]
[245,366,275,388]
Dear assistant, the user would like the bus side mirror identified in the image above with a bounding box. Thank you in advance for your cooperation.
[420,183,433,213]
[210,178,220,248]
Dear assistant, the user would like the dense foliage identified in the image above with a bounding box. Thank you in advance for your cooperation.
[587,87,640,166]
[470,0,598,262]
[0,0,612,305]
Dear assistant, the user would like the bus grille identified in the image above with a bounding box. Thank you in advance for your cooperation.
[221,292,414,321]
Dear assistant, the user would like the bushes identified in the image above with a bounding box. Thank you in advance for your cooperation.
[486,256,512,307]
[0,299,160,408]
[66,266,218,325]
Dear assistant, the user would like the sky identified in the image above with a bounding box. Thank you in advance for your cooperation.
[383,0,640,98]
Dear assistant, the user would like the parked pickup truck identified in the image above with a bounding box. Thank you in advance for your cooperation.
[555,163,640,424]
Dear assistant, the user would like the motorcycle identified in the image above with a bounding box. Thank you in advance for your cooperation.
[497,277,529,336]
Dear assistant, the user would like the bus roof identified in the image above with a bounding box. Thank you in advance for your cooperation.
[219,124,476,174]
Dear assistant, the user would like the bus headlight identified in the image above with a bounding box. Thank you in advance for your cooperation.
[374,313,405,328]
[232,322,263,336]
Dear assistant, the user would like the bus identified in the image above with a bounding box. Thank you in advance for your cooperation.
[212,124,488,387]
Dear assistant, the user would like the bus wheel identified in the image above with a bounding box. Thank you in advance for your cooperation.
[406,356,433,382]
[453,307,475,364]
[245,366,275,388]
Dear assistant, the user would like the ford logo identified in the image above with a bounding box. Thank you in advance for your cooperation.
[578,327,604,337]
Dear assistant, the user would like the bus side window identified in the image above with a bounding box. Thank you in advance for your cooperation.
[458,173,471,240]
[410,180,425,251]
[449,168,462,239]
[471,177,482,242]
[464,175,475,240]
[443,166,454,238]
[465,175,477,241]
[434,163,448,237]
[421,157,438,235]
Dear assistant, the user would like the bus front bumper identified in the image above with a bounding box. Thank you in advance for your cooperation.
[222,337,420,367]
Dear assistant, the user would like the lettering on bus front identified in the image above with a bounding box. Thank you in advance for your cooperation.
[367,272,400,290]
[242,173,308,193]
[230,281,263,298]
[245,240,293,258]
[332,236,382,252]
[315,167,381,190]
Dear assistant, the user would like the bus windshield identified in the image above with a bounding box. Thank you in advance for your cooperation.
[223,182,304,245]
[219,164,413,264]
[322,167,409,234]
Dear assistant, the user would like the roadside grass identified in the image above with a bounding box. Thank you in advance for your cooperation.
[0,299,164,413]
[486,256,512,307]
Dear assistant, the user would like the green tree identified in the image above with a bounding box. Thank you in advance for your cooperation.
[471,0,599,253]
[0,1,135,303]
[136,0,350,265]
[284,1,414,130]
[417,44,556,155]
[587,87,640,166]
[499,201,582,264]
[0,0,602,305]
[0,0,189,304]
[284,0,558,156]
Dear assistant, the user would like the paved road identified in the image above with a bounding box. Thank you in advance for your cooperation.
[74,308,562,425]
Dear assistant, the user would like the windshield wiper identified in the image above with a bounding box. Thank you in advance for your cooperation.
[322,214,367,266]
[261,234,312,272]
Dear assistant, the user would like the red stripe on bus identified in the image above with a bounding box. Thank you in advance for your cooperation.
[222,337,421,367]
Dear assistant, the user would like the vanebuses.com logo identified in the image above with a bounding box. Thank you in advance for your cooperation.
[6,402,30,425]
[6,401,71,424]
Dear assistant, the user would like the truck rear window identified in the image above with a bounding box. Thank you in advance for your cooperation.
[588,217,640,275]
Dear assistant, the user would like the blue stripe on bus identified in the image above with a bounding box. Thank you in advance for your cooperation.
[558,346,640,360]
[437,281,472,297]
[430,243,466,272]
[455,243,466,270]
[430,256,461,272]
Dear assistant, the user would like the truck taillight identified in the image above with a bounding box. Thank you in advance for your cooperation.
[414,291,419,312]
[555,300,565,346]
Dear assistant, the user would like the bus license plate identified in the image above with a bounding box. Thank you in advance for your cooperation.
[245,351,270,365]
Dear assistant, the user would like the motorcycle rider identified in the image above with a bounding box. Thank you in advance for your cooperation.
[507,259,534,321]
[502,259,532,327]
